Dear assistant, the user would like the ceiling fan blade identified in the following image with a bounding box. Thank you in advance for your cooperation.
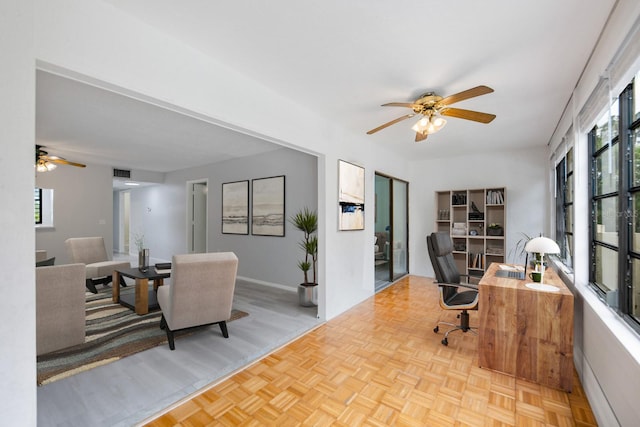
[366,113,415,134]
[440,107,496,124]
[47,156,87,168]
[381,102,416,108]
[415,132,428,142]
[437,85,494,107]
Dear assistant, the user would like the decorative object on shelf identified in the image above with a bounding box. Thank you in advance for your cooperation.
[469,200,484,220]
[222,180,249,235]
[338,160,365,230]
[486,223,503,236]
[451,222,467,236]
[453,242,466,252]
[438,209,450,220]
[290,207,318,307]
[452,193,467,205]
[252,175,285,236]
[524,236,560,287]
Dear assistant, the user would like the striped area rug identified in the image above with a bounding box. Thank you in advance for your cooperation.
[36,287,248,385]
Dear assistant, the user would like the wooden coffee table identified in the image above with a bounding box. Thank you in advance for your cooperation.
[112,267,171,315]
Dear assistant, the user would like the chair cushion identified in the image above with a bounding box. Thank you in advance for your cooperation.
[86,261,130,279]
[439,287,478,310]
[65,237,109,265]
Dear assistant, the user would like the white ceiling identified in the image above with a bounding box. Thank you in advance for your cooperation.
[36,0,617,174]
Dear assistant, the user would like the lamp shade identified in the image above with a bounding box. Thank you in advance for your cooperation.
[411,115,447,135]
[524,236,560,254]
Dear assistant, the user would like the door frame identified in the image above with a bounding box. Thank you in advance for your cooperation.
[374,172,410,283]
[118,190,131,254]
[186,179,209,253]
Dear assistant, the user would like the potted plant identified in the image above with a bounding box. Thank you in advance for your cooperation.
[290,207,318,307]
[510,232,546,269]
[487,223,504,236]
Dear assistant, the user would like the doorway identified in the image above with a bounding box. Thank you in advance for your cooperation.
[118,191,131,254]
[374,173,409,291]
[187,180,208,253]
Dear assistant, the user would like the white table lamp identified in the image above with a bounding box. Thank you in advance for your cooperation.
[524,236,560,286]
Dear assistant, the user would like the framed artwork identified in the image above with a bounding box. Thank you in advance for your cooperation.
[338,160,365,230]
[252,175,285,236]
[221,180,249,235]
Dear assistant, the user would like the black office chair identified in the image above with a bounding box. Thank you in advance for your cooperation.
[426,232,479,346]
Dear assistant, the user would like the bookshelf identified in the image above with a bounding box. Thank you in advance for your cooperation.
[435,187,506,283]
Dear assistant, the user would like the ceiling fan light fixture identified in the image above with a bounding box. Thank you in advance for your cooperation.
[411,117,430,134]
[36,159,57,172]
[411,114,447,135]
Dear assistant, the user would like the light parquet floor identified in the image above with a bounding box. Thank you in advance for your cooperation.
[145,275,597,426]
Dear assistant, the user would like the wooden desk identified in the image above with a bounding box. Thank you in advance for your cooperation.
[478,263,574,391]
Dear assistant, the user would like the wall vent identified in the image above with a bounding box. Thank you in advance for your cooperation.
[113,168,131,178]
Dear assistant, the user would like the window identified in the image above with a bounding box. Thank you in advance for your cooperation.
[34,188,42,225]
[555,148,573,267]
[589,72,640,331]
[35,188,54,228]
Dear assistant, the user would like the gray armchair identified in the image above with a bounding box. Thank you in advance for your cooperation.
[426,232,479,346]
[65,237,129,293]
[158,252,238,350]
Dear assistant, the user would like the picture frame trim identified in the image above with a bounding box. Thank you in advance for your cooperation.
[221,180,249,235]
[251,175,286,237]
[338,159,365,231]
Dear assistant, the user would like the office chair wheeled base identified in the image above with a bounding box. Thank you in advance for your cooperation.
[433,310,477,346]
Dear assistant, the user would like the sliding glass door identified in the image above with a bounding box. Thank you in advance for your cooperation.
[392,179,408,280]
[374,173,409,291]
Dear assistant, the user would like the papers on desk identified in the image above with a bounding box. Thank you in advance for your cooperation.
[155,268,171,274]
[499,264,524,272]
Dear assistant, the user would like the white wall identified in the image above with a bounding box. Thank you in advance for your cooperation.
[124,147,318,289]
[35,163,115,264]
[409,146,548,278]
[0,0,37,424]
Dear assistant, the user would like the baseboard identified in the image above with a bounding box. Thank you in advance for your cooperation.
[580,355,620,427]
[236,275,297,293]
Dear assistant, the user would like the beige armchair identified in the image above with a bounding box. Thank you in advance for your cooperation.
[158,252,238,350]
[65,237,130,293]
[36,263,86,355]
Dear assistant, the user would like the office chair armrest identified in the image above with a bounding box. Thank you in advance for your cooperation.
[434,280,478,291]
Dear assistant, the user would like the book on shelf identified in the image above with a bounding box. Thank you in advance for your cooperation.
[469,252,484,269]
[486,189,504,204]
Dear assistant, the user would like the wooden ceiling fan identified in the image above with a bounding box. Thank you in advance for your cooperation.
[36,145,86,172]
[366,85,496,142]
